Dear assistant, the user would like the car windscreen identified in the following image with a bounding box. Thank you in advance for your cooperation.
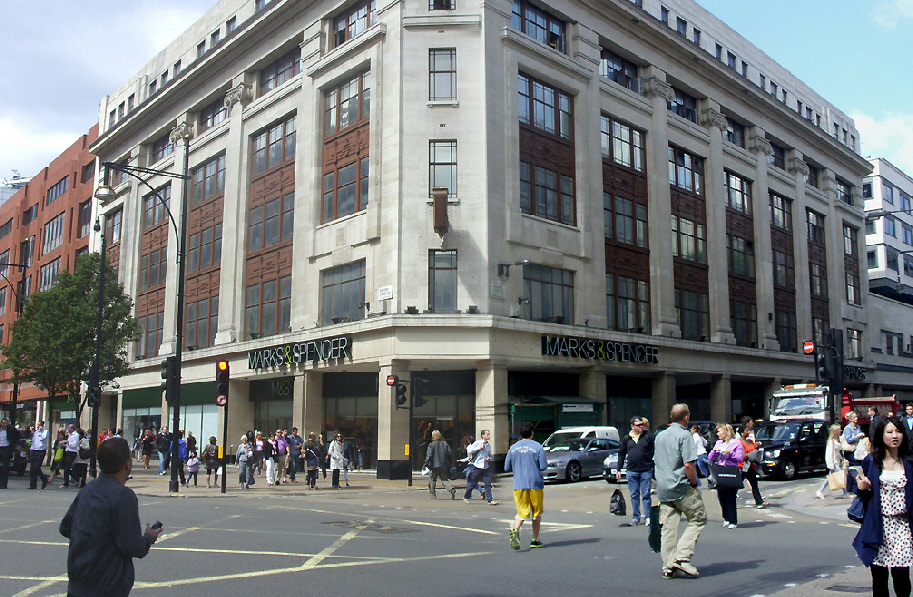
[774,397,823,412]
[755,423,799,442]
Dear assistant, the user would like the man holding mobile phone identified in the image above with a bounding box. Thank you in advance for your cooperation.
[60,437,162,596]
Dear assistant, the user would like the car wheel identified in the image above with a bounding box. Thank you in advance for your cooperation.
[566,462,581,483]
[782,461,797,480]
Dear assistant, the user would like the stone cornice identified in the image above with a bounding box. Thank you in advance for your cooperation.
[789,157,809,176]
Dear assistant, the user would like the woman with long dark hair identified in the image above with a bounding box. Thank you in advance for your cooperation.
[852,416,913,597]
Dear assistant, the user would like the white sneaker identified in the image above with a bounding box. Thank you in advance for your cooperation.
[723,521,730,528]
[728,524,737,529]
[644,517,650,526]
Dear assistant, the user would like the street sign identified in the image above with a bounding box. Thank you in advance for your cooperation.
[803,341,815,354]
[216,394,227,407]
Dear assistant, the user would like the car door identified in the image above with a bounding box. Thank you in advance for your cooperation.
[581,439,608,477]
[810,423,827,469]
[795,423,814,472]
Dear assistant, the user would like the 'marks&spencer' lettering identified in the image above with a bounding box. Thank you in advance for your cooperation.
[541,335,659,364]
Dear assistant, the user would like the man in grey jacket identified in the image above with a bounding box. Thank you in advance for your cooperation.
[60,437,162,596]
[424,429,456,499]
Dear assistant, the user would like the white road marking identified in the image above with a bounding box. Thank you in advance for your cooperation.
[0,520,58,534]
[11,579,61,597]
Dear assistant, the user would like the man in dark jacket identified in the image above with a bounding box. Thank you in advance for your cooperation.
[60,437,162,596]
[423,429,455,499]
[0,418,19,489]
[616,416,655,526]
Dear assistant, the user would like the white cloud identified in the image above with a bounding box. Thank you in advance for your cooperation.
[872,0,913,27]
[852,110,913,175]
[0,116,85,181]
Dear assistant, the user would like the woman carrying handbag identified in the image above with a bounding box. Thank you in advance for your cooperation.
[817,423,848,499]
[850,416,913,597]
[708,423,744,529]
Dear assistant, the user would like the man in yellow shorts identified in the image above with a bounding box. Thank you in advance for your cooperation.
[504,420,548,549]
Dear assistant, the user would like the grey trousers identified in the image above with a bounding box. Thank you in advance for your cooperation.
[428,467,453,495]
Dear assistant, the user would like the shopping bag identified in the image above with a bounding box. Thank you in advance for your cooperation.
[827,468,847,491]
[648,504,661,553]
[854,437,871,462]
[610,488,626,516]
[710,464,744,490]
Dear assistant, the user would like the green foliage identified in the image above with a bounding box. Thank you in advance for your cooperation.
[1,252,140,417]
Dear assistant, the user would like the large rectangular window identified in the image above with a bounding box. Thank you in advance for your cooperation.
[324,72,370,137]
[136,312,164,360]
[519,161,574,225]
[186,222,223,274]
[252,114,296,176]
[42,212,65,255]
[675,289,708,340]
[600,115,644,172]
[727,235,755,277]
[668,146,704,195]
[671,215,706,263]
[606,274,649,332]
[77,199,92,238]
[107,208,122,244]
[518,73,572,139]
[185,296,219,350]
[846,272,860,305]
[46,176,68,205]
[773,250,794,289]
[522,264,573,324]
[775,310,797,353]
[725,119,744,148]
[333,0,377,47]
[429,49,456,101]
[429,141,456,197]
[246,275,291,338]
[39,258,61,291]
[599,48,638,92]
[844,224,859,256]
[770,193,792,231]
[192,154,227,206]
[730,299,757,347]
[151,134,174,164]
[321,262,365,325]
[725,171,751,214]
[142,185,172,230]
[248,192,294,254]
[807,210,825,245]
[260,48,301,96]
[847,329,862,360]
[510,0,567,53]
[199,97,228,131]
[810,262,827,298]
[429,250,457,313]
[604,194,647,247]
[138,247,167,291]
[668,87,697,123]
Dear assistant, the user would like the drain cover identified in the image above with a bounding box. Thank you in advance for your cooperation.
[323,521,416,534]
[825,585,870,593]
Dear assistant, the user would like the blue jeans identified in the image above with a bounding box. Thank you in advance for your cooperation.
[288,454,298,480]
[464,466,492,502]
[627,470,652,521]
[695,454,710,484]
[157,450,169,474]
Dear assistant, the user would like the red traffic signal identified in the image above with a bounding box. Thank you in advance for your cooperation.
[386,374,399,386]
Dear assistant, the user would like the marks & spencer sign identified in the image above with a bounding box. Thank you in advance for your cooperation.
[248,336,351,370]
[541,335,659,364]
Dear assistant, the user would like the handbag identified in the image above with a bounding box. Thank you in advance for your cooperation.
[78,447,91,460]
[827,468,847,491]
[54,446,64,462]
[610,488,627,516]
[839,435,854,453]
[647,504,661,553]
[710,463,744,490]
[854,437,871,461]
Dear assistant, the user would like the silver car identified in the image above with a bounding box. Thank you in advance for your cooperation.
[543,437,621,482]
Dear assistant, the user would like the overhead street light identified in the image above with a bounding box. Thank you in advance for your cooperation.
[94,122,193,492]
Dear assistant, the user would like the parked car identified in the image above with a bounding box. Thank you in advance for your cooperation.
[543,437,620,482]
[755,420,828,480]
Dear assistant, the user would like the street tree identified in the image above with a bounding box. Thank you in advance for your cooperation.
[1,252,140,420]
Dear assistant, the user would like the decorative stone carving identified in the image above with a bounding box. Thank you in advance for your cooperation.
[642,76,674,102]
[747,135,773,156]
[699,108,727,131]
[170,121,194,145]
[224,82,253,113]
[788,158,809,176]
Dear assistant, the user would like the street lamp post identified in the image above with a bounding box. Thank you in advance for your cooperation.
[0,262,30,428]
[94,123,193,493]
[87,202,107,478]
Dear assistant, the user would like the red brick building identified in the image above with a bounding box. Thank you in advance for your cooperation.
[0,126,98,428]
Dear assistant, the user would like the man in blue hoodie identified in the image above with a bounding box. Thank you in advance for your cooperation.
[504,420,548,550]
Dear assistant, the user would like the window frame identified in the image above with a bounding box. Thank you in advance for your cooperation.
[522,264,574,324]
[332,0,377,48]
[429,140,457,197]
[259,48,301,97]
[429,249,458,313]
[510,0,567,53]
[321,262,366,325]
[429,48,457,101]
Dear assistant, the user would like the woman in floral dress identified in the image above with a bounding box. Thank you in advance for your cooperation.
[852,416,913,597]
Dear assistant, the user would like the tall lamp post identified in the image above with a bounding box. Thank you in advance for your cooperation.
[0,262,30,428]
[94,123,192,493]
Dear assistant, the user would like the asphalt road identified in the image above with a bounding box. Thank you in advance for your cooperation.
[0,469,863,597]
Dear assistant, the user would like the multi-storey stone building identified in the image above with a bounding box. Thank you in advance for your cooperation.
[88,0,872,475]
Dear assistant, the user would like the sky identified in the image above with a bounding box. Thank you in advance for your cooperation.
[2,0,913,182]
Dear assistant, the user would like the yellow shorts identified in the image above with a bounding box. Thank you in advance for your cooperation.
[513,488,544,520]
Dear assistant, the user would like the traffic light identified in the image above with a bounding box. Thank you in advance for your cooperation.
[86,386,100,408]
[216,360,230,401]
[412,376,430,408]
[160,356,177,403]
[395,382,408,408]
[816,348,833,385]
